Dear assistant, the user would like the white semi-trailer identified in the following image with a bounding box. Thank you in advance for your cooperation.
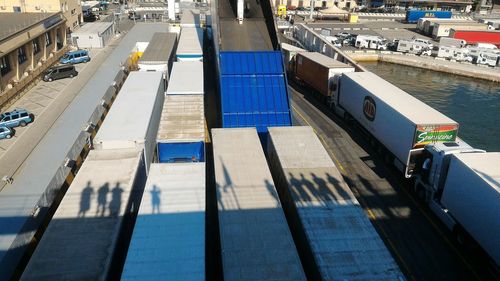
[414,146,499,266]
[330,71,459,177]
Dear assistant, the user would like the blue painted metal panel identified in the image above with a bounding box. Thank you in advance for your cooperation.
[219,51,292,133]
[220,51,284,75]
[405,10,452,23]
[157,142,205,163]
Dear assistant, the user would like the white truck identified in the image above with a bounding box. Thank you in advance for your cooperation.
[355,35,388,50]
[330,72,459,178]
[414,145,499,267]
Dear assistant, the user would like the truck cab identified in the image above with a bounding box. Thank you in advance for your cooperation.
[414,140,484,202]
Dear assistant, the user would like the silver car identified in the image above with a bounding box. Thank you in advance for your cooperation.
[0,127,13,139]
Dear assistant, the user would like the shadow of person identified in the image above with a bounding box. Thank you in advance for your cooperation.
[109,182,123,217]
[311,173,336,207]
[151,185,161,214]
[327,173,352,202]
[96,183,109,217]
[79,181,94,218]
[290,173,311,206]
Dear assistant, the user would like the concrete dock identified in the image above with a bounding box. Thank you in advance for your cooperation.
[346,52,500,82]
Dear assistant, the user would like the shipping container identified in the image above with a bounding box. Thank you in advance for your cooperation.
[121,162,206,280]
[406,10,452,23]
[70,21,115,49]
[212,128,306,281]
[281,43,306,72]
[138,33,178,80]
[441,152,500,265]
[157,95,205,163]
[180,9,200,28]
[432,22,487,39]
[450,30,500,47]
[20,148,147,281]
[166,61,204,95]
[176,27,204,61]
[267,126,404,280]
[293,52,354,97]
[420,18,472,36]
[93,71,164,172]
[336,72,458,177]
[219,51,292,134]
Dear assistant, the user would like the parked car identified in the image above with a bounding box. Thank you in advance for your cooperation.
[0,109,33,128]
[0,127,13,139]
[83,12,98,22]
[60,50,90,64]
[43,65,78,82]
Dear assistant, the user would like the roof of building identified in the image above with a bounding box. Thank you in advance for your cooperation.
[0,13,60,42]
[72,21,114,35]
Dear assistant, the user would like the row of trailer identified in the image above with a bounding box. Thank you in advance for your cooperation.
[284,44,500,267]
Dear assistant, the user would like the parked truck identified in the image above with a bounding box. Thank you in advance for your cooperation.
[432,23,488,39]
[414,146,499,267]
[291,52,355,100]
[406,10,452,23]
[450,30,500,48]
[329,72,458,177]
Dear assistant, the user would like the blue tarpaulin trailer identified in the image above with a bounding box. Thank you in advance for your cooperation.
[406,10,452,23]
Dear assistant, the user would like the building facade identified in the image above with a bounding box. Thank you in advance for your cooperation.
[0,13,69,107]
[0,0,82,32]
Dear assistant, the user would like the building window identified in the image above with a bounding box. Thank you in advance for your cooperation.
[33,39,40,54]
[18,47,27,64]
[0,57,11,75]
[13,6,21,12]
[45,33,52,46]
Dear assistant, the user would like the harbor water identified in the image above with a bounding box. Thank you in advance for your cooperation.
[361,61,500,152]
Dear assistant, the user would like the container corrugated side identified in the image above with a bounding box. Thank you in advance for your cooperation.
[122,162,206,280]
[219,51,292,133]
[267,126,404,280]
[212,128,306,281]
[20,148,146,281]
[441,152,500,265]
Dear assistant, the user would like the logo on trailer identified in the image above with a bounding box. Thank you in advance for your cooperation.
[363,96,376,121]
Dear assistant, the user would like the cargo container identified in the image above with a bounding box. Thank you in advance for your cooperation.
[219,51,292,134]
[138,33,177,80]
[212,128,306,281]
[20,148,147,281]
[450,30,500,47]
[121,162,206,280]
[93,71,164,172]
[420,18,472,36]
[432,22,487,39]
[166,61,204,95]
[157,95,205,163]
[406,10,452,23]
[414,142,499,266]
[176,27,204,61]
[331,72,458,177]
[292,52,354,98]
[281,43,306,72]
[267,126,404,280]
[180,9,200,28]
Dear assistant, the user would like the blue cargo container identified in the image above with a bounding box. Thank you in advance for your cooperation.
[406,10,452,23]
[219,51,292,134]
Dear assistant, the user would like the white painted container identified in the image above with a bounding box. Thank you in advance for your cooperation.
[138,33,177,80]
[122,162,206,280]
[71,21,115,48]
[166,62,204,95]
[212,128,306,281]
[94,71,164,172]
[20,148,146,281]
[176,27,204,61]
[267,126,404,280]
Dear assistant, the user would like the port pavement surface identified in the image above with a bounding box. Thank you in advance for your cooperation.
[288,84,498,281]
